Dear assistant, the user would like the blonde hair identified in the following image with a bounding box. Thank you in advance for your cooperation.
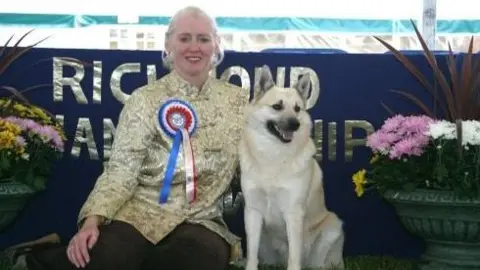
[162,6,224,69]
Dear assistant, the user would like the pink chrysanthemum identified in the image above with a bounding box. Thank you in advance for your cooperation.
[366,115,435,159]
[5,116,64,151]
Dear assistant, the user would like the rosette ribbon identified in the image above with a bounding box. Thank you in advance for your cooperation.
[157,98,198,204]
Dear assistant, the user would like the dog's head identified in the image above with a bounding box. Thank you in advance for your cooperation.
[246,65,312,144]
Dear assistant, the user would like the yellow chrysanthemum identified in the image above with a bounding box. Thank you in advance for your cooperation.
[0,119,21,134]
[0,119,25,153]
[30,106,51,123]
[13,104,28,112]
[352,169,367,197]
[12,104,51,123]
[0,130,17,149]
[1,100,53,125]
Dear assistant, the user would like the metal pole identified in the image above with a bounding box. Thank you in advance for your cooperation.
[422,0,437,50]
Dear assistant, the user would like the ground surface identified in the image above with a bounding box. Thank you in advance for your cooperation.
[0,254,419,270]
[227,256,420,270]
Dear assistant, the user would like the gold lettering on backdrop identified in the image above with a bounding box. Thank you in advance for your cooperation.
[220,66,251,90]
[219,66,251,101]
[313,120,374,162]
[217,66,318,102]
[312,120,337,161]
[110,63,140,104]
[290,67,320,110]
[55,114,64,127]
[146,64,157,84]
[53,57,88,104]
[344,120,375,162]
[313,120,323,161]
[94,62,155,104]
[72,118,99,160]
[328,122,337,161]
[103,118,116,160]
[92,61,102,104]
[51,62,375,163]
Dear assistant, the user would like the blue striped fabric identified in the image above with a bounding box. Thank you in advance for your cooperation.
[1,13,480,34]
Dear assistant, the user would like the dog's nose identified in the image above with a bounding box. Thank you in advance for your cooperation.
[286,118,300,131]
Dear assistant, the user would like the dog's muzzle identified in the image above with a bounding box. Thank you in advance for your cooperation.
[267,117,300,143]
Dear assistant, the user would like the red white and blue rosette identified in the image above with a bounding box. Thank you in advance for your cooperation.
[157,98,198,204]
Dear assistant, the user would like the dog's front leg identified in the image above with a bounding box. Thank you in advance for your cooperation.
[244,205,263,270]
[284,207,304,270]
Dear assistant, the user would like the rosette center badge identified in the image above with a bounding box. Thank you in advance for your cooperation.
[170,113,185,128]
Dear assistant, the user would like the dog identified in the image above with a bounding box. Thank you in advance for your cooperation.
[238,65,345,270]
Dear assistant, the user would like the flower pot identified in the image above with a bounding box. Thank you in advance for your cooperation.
[383,188,480,270]
[0,181,35,232]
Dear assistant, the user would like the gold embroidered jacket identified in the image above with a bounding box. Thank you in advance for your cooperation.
[78,70,249,261]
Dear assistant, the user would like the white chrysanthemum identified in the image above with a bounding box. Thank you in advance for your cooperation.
[461,120,480,146]
[426,120,456,140]
[426,120,480,146]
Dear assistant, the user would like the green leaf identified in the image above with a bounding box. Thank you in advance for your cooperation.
[402,182,418,192]
[433,166,448,182]
[23,167,35,187]
[33,175,46,191]
[0,152,9,171]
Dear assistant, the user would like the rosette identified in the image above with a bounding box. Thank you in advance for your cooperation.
[157,98,198,204]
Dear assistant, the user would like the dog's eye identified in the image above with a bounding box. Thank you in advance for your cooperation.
[272,104,283,110]
[294,105,301,112]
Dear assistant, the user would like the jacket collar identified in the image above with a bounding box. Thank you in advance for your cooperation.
[167,70,214,97]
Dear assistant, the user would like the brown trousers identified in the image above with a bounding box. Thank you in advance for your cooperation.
[26,221,231,270]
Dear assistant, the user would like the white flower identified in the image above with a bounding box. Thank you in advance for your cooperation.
[426,120,480,146]
[461,120,480,146]
[426,120,456,140]
[379,148,389,155]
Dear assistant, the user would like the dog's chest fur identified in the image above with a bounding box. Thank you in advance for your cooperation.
[240,140,315,235]
[261,179,304,235]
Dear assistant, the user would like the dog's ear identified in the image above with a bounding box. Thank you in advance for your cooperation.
[294,73,311,101]
[258,65,275,93]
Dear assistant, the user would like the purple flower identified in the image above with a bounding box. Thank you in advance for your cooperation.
[389,137,426,159]
[367,114,435,159]
[15,136,26,147]
[381,115,405,133]
[35,125,64,151]
[3,116,64,151]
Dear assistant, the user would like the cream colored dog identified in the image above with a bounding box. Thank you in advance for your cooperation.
[238,65,345,270]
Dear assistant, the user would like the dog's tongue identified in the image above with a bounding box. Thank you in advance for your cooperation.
[281,131,293,140]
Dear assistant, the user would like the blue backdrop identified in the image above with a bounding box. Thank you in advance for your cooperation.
[0,48,448,259]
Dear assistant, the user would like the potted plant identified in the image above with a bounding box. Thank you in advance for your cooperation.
[352,20,480,270]
[0,30,66,232]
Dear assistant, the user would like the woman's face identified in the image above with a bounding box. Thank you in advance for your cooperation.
[166,14,217,78]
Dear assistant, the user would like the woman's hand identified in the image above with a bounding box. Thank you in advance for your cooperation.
[67,215,102,268]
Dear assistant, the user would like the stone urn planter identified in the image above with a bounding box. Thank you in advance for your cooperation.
[0,181,35,232]
[383,188,480,270]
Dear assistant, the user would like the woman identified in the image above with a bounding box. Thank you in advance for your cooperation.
[19,5,249,270]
